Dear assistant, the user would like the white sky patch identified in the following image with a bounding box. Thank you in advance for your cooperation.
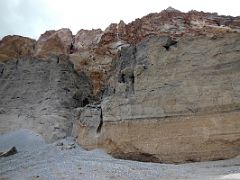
[0,0,239,39]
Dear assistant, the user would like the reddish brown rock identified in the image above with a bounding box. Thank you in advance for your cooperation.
[0,35,35,62]
[99,8,240,46]
[69,50,114,96]
[34,28,73,58]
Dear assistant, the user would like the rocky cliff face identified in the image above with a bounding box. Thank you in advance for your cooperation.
[0,8,240,163]
[0,55,92,142]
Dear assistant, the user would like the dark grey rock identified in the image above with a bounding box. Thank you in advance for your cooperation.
[0,56,93,142]
[0,146,17,157]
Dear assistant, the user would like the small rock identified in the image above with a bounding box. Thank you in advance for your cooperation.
[56,142,64,146]
[0,147,17,157]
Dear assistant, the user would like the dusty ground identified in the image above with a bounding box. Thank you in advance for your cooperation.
[0,129,240,180]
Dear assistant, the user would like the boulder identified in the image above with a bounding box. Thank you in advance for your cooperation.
[0,147,17,157]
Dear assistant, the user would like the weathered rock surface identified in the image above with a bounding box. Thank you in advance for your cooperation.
[73,29,103,51]
[99,8,240,46]
[0,55,92,141]
[73,33,240,163]
[69,51,114,96]
[34,28,73,58]
[0,35,35,62]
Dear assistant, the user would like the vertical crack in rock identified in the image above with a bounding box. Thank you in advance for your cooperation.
[129,72,135,93]
[0,65,4,77]
[130,47,137,93]
[15,59,19,69]
[96,107,103,133]
[69,43,74,54]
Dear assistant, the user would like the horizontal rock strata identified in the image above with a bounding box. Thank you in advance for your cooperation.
[73,33,240,163]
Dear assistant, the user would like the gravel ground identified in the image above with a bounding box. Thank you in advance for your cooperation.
[0,129,240,180]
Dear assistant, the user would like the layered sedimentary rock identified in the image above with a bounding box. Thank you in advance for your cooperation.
[73,33,240,163]
[0,55,92,142]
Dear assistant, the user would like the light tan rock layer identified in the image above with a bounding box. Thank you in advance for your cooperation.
[74,111,240,163]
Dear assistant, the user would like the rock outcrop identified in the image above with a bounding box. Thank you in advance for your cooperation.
[0,8,240,163]
[73,33,240,163]
[73,29,103,51]
[99,8,240,46]
[34,28,73,58]
[0,35,35,62]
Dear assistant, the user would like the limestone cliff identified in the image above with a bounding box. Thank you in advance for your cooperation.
[73,33,240,163]
[0,8,240,163]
